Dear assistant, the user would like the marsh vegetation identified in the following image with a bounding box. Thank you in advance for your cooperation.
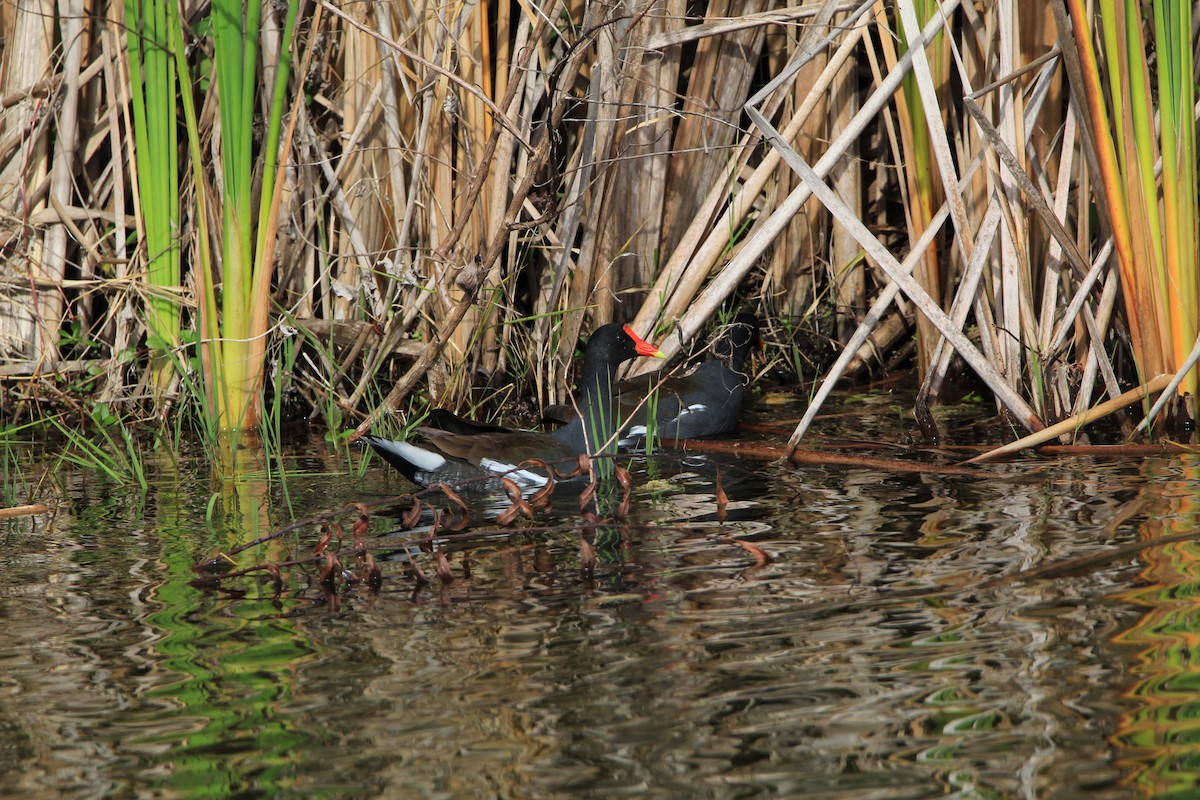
[0,1,1196,461]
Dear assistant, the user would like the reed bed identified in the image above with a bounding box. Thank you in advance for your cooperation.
[0,0,1196,448]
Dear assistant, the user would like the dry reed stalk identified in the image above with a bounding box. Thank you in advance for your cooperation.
[551,0,670,397]
[902,6,1036,412]
[633,1,915,376]
[435,1,534,398]
[1038,101,1082,421]
[369,2,547,405]
[889,2,1142,439]
[592,2,681,328]
[1139,330,1200,434]
[0,503,49,518]
[429,2,476,388]
[1036,69,1077,381]
[871,1,942,378]
[788,196,951,446]
[0,0,54,363]
[803,77,992,415]
[963,96,1124,405]
[762,2,1064,446]
[351,144,545,438]
[97,21,133,401]
[335,4,388,325]
[557,3,640,373]
[353,6,596,436]
[478,0,516,382]
[463,1,503,381]
[370,9,409,269]
[829,7,864,341]
[916,49,1064,417]
[966,373,1173,464]
[762,33,829,320]
[659,0,766,259]
[627,1,869,372]
[311,1,427,394]
[993,5,1028,399]
[532,56,591,408]
[0,0,147,392]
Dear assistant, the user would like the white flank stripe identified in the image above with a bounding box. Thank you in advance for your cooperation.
[479,458,549,487]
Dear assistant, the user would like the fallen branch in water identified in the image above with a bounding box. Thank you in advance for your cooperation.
[655,437,980,476]
[0,503,49,518]
[964,373,1173,464]
[738,425,1196,458]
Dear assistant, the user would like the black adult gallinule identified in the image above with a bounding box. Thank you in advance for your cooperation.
[362,323,667,487]
[545,313,760,443]
[624,312,759,442]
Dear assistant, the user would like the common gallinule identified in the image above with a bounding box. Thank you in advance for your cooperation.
[546,313,760,443]
[624,312,759,442]
[362,323,667,488]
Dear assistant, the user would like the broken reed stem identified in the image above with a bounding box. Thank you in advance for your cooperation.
[964,373,1173,464]
[0,503,50,518]
[628,1,868,371]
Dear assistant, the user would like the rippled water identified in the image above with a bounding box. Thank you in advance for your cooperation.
[3,394,1195,798]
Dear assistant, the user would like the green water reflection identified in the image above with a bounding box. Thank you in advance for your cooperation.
[1111,457,1200,796]
[139,555,318,796]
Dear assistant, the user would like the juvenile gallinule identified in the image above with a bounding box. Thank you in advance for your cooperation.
[362,323,667,488]
[546,313,760,443]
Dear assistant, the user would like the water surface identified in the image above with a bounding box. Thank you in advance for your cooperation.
[2,395,1193,798]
